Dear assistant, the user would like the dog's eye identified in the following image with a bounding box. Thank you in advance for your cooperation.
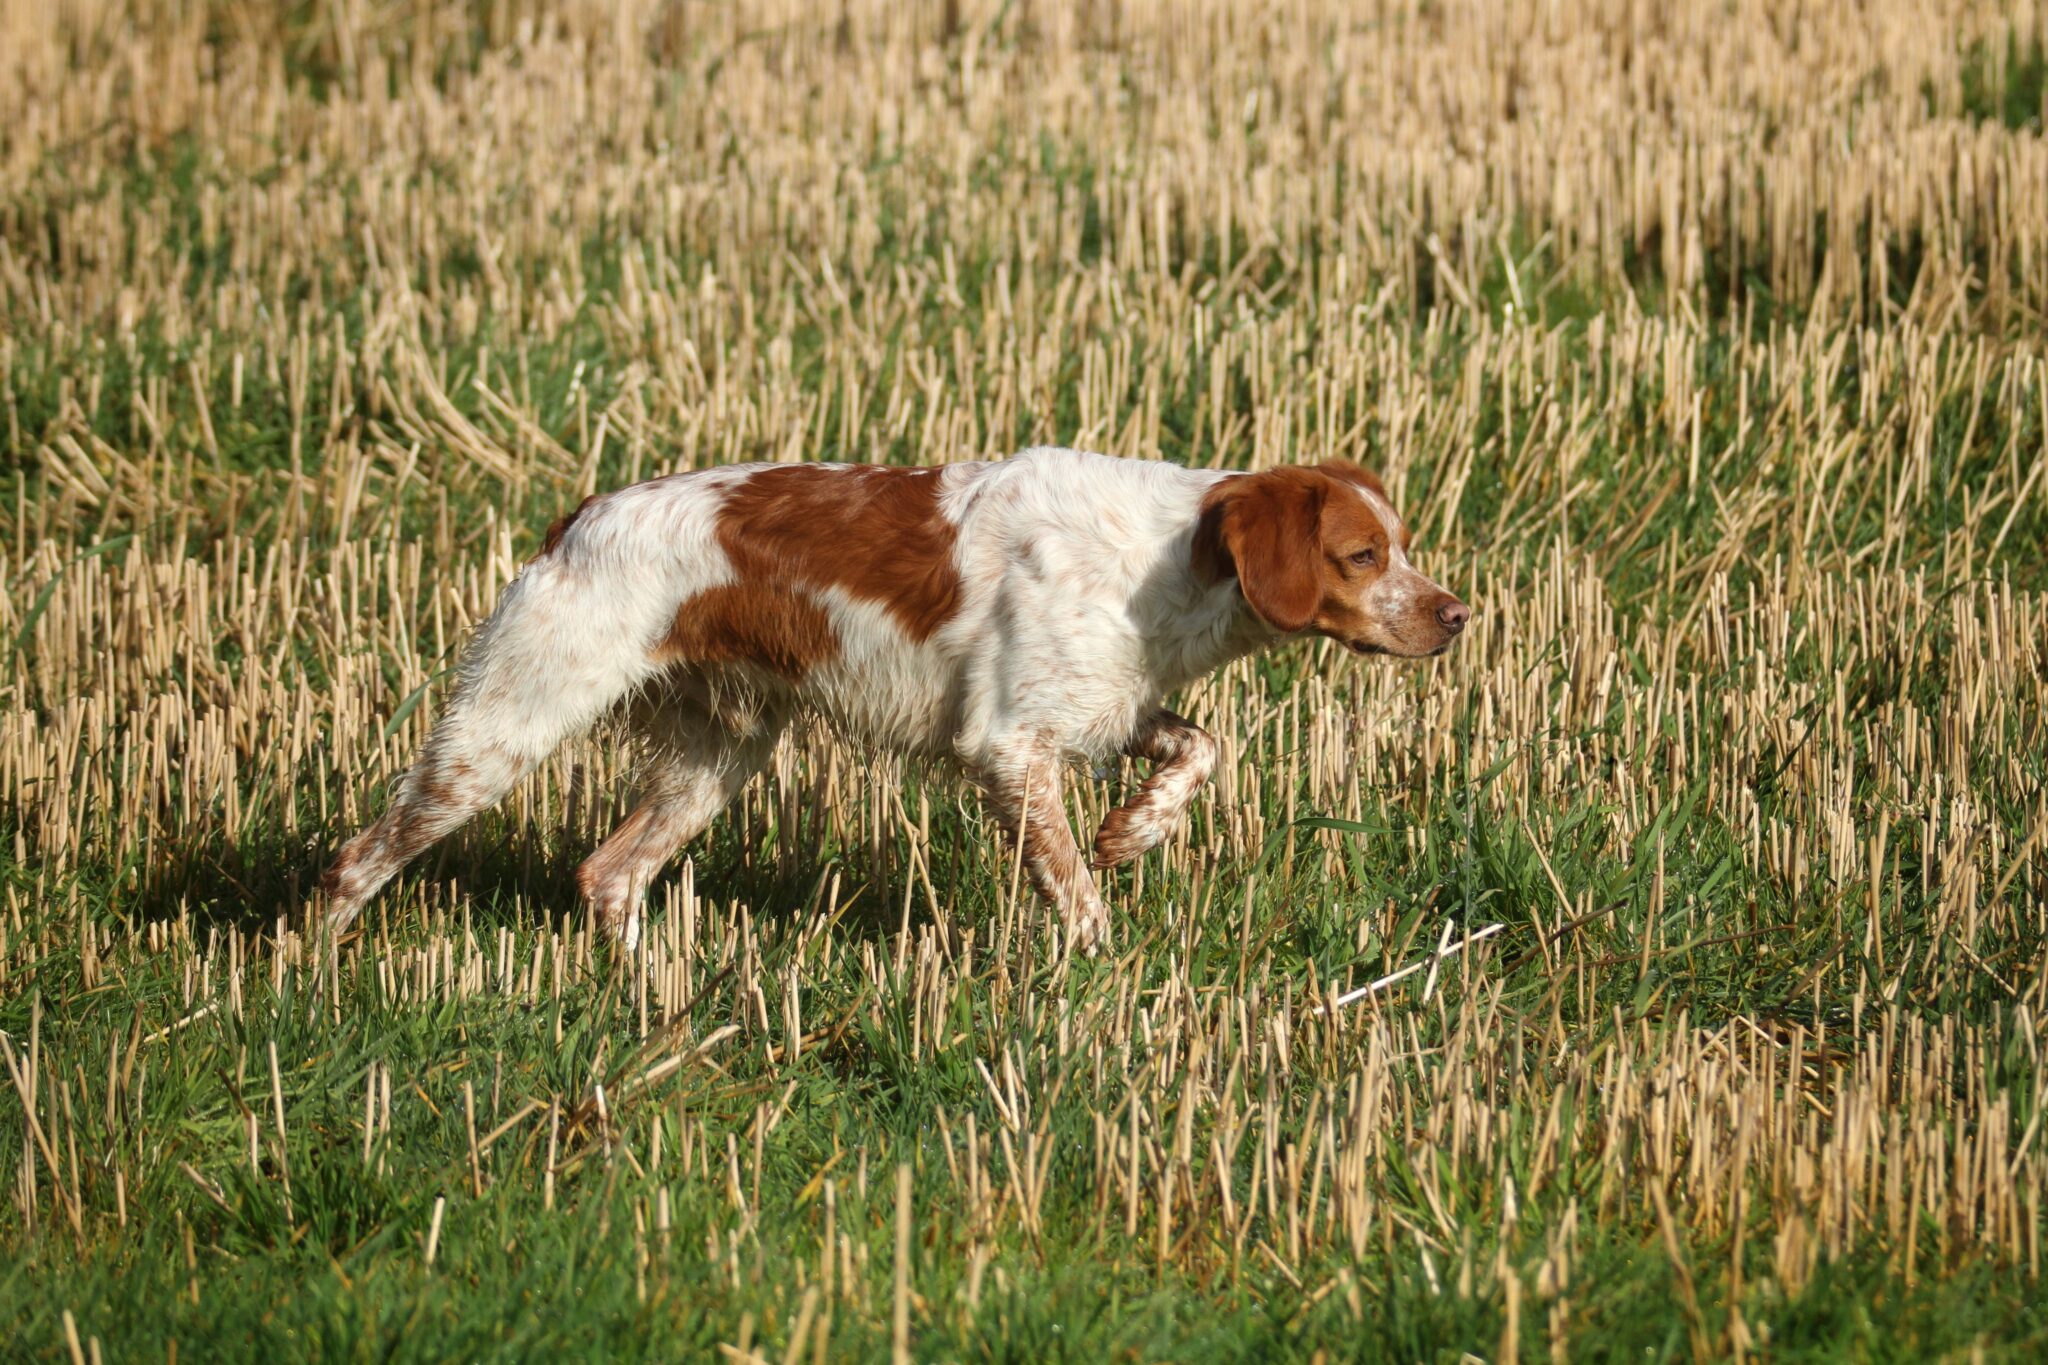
[1348,548,1377,567]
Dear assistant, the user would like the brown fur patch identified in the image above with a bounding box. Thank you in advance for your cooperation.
[403,755,482,815]
[715,465,961,640]
[1319,460,1388,500]
[538,495,599,558]
[319,846,360,899]
[1320,461,1412,552]
[659,583,838,677]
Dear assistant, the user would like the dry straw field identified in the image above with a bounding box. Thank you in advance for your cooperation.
[5,0,2048,1358]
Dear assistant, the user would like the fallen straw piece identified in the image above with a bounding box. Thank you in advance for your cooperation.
[142,1001,220,1045]
[1322,922,1506,1011]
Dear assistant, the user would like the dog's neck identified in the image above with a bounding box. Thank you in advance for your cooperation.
[1134,516,1291,695]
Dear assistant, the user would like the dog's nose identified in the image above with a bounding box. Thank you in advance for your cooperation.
[1437,600,1470,632]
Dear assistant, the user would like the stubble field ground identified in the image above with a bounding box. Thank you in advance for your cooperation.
[4,1,2048,1359]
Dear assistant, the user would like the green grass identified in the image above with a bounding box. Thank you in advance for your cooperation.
[6,4,2048,1361]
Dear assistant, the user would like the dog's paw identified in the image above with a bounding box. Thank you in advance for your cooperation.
[1090,806,1166,870]
[1065,901,1112,957]
[320,900,362,938]
[592,903,642,951]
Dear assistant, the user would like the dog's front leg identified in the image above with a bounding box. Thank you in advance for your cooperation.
[1090,708,1218,870]
[977,741,1111,954]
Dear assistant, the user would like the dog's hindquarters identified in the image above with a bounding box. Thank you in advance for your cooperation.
[321,544,667,932]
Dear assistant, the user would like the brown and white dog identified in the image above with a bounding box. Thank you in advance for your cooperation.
[322,449,1468,951]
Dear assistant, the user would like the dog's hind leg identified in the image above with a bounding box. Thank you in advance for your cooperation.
[321,553,664,934]
[577,692,788,948]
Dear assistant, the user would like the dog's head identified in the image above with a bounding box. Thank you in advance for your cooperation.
[1195,461,1469,657]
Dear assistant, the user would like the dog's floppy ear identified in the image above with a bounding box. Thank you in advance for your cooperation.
[1194,469,1325,633]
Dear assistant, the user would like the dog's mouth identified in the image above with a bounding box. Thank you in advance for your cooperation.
[1348,637,1458,659]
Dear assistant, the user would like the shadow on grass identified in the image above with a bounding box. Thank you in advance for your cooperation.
[131,810,961,955]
